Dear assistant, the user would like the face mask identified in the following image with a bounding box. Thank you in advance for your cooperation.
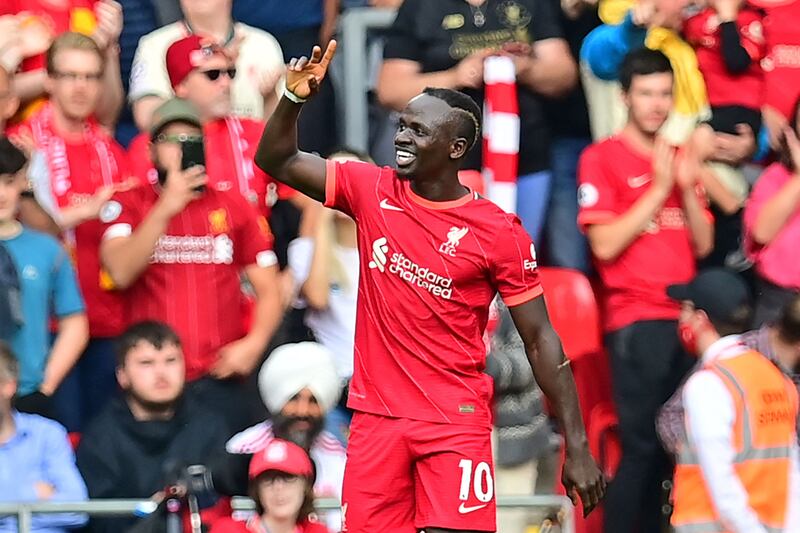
[678,312,714,356]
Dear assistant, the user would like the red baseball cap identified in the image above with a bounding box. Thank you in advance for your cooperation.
[248,439,314,480]
[165,34,228,88]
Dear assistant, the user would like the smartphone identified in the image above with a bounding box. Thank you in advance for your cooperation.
[180,138,206,192]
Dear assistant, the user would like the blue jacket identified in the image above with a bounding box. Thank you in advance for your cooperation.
[0,412,88,532]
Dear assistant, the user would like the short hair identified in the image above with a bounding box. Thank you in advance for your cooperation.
[0,341,19,382]
[116,321,182,367]
[46,32,105,75]
[0,137,27,176]
[619,48,673,92]
[713,304,754,337]
[422,87,482,150]
[776,296,800,345]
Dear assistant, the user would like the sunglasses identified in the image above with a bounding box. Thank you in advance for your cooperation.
[199,68,237,81]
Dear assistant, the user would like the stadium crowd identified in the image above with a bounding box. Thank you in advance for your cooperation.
[0,0,799,532]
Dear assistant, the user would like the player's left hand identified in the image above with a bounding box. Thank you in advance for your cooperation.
[285,40,337,100]
[211,338,263,379]
[562,447,607,517]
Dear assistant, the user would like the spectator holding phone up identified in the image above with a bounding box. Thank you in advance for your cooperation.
[99,98,284,434]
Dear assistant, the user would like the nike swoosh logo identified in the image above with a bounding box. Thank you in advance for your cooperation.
[458,502,488,514]
[380,198,404,211]
[627,174,652,188]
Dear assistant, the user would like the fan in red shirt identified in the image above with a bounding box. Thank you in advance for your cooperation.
[750,0,800,148]
[9,32,133,432]
[127,35,290,222]
[99,97,283,432]
[683,0,766,137]
[211,439,331,533]
[0,0,123,125]
[577,49,714,533]
[255,41,605,533]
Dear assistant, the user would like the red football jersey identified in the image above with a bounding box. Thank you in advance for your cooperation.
[103,184,276,380]
[683,8,765,109]
[128,117,293,221]
[20,124,131,337]
[761,1,800,118]
[324,160,542,428]
[577,136,707,332]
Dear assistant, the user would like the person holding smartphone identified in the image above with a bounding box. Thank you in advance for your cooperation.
[99,98,284,433]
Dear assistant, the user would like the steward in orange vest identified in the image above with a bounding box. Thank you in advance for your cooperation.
[667,269,800,533]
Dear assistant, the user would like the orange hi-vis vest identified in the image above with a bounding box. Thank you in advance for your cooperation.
[672,348,799,533]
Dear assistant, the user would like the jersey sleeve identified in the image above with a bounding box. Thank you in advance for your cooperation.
[323,159,381,220]
[577,144,620,230]
[128,33,173,102]
[234,198,277,269]
[101,188,143,241]
[489,214,543,307]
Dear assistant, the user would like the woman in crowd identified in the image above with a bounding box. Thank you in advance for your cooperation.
[211,439,331,533]
[744,97,800,326]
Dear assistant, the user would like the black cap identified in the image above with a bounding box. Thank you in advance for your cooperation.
[667,268,751,324]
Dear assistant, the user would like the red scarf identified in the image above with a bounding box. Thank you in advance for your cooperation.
[27,102,118,246]
[28,102,118,207]
[482,55,519,213]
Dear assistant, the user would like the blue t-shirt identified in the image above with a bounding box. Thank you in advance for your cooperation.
[232,0,322,35]
[1,228,84,395]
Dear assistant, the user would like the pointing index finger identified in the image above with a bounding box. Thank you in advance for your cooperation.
[320,39,338,68]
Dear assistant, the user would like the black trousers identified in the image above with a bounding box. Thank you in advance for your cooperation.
[603,320,695,533]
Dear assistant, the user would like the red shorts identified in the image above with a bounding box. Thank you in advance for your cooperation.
[341,412,496,533]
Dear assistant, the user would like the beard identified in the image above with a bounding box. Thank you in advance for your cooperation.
[271,411,324,450]
[126,387,179,417]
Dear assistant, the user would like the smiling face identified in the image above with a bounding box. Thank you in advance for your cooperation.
[393,93,470,179]
[272,388,324,450]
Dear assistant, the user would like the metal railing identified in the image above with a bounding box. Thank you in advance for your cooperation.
[339,7,397,153]
[0,495,574,533]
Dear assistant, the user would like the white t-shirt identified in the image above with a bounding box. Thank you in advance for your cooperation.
[128,21,284,120]
[288,237,359,381]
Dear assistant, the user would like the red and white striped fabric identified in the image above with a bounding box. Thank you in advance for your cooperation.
[482,55,520,214]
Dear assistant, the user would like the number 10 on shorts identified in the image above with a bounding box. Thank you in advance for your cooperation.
[458,459,494,502]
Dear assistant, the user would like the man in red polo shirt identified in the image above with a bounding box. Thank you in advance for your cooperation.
[127,35,289,222]
[100,98,283,432]
[577,49,715,533]
[12,31,132,432]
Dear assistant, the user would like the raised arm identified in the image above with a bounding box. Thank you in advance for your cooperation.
[508,296,606,516]
[254,41,338,202]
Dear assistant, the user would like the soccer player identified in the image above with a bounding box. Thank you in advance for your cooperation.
[255,42,605,533]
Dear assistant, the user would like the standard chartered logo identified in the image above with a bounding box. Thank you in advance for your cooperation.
[368,236,454,299]
[368,237,389,272]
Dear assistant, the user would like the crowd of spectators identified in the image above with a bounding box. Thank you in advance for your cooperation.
[0,0,799,532]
